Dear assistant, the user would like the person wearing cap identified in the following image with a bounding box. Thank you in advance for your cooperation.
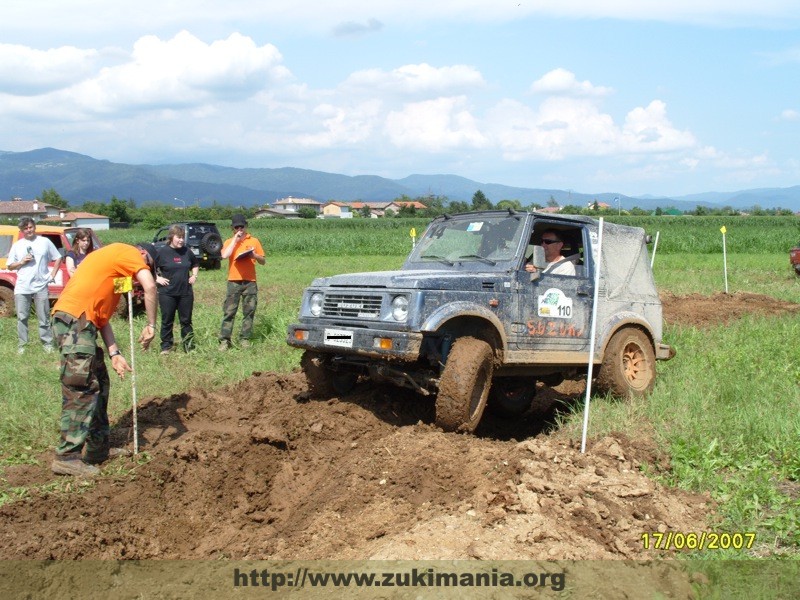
[50,243,158,477]
[218,214,265,350]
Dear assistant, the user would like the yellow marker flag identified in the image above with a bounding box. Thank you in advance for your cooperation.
[113,276,133,294]
[720,226,727,234]
[410,228,416,238]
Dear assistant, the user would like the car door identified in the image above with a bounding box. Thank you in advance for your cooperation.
[515,225,593,354]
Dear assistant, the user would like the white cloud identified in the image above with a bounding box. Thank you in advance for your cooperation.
[779,108,799,121]
[530,68,612,97]
[52,31,291,115]
[385,96,488,151]
[0,43,99,95]
[342,63,485,97]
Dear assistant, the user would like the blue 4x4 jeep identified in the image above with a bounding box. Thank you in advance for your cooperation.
[287,210,674,432]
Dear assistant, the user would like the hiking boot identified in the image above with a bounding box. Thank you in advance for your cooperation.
[240,339,251,348]
[84,447,133,465]
[51,453,100,477]
[219,340,230,351]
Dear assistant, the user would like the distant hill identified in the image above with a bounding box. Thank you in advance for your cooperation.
[1,148,799,211]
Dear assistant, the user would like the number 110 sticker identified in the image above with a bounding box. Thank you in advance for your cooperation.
[537,288,573,319]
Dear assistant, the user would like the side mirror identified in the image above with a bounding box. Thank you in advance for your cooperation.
[527,245,545,281]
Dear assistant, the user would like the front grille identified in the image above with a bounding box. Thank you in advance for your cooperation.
[323,293,383,319]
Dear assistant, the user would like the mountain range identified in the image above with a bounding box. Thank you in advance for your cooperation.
[2,147,799,212]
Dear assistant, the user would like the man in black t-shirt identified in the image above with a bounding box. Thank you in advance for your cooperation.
[154,225,200,353]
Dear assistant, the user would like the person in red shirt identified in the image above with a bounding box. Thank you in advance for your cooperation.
[50,243,158,477]
[218,214,265,350]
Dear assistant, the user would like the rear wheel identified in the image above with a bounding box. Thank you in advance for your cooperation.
[0,286,14,317]
[435,337,494,433]
[596,328,656,397]
[488,377,536,417]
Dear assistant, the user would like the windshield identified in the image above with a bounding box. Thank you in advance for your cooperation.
[407,214,526,267]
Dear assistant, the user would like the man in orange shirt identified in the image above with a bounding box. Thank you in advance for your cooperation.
[218,214,265,350]
[50,243,158,477]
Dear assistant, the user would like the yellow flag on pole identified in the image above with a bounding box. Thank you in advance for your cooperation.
[720,226,727,234]
[113,276,133,294]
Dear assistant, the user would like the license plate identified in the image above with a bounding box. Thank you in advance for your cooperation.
[324,328,353,348]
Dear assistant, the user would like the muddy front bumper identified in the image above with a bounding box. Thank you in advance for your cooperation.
[287,323,423,360]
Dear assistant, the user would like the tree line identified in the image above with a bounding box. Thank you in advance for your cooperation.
[33,187,796,226]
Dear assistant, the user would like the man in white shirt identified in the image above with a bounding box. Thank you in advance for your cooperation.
[6,217,62,353]
[525,229,576,276]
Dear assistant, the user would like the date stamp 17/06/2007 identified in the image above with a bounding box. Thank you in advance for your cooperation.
[641,531,756,551]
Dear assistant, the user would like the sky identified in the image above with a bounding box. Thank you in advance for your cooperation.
[1,1,800,198]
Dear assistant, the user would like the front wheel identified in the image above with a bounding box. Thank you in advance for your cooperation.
[435,337,494,433]
[596,328,656,397]
[300,351,358,398]
[0,286,14,317]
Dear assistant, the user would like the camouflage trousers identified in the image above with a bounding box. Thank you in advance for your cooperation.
[219,280,258,342]
[52,311,110,456]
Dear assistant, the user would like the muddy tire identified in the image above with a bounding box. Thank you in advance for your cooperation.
[436,337,493,433]
[488,377,536,417]
[596,328,656,397]
[300,351,357,398]
[0,286,14,317]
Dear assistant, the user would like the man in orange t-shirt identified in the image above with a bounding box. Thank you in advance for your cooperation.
[50,243,158,477]
[218,214,265,350]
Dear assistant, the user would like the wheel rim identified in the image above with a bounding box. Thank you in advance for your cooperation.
[622,341,651,390]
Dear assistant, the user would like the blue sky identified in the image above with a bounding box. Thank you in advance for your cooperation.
[1,1,799,197]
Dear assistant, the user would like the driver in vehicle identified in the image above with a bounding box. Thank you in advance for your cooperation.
[525,229,576,276]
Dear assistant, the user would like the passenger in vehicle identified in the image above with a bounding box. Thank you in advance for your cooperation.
[525,229,576,276]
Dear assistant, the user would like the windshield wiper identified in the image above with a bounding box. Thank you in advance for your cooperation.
[420,254,455,266]
[457,254,497,265]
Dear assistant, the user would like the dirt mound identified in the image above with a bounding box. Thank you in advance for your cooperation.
[4,292,790,562]
[661,291,800,328]
[1,369,711,561]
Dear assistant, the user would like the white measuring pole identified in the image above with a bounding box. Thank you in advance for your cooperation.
[650,231,660,268]
[581,217,604,454]
[720,226,729,294]
[126,290,140,454]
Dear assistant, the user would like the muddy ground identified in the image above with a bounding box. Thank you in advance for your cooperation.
[0,292,797,566]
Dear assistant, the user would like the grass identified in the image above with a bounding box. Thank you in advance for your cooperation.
[0,221,798,564]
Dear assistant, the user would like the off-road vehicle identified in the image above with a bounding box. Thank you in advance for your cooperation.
[287,210,674,432]
[791,243,800,276]
[152,221,223,269]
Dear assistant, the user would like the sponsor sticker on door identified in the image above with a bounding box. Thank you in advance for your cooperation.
[537,288,573,319]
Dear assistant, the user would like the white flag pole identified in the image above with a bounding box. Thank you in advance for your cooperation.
[720,226,729,294]
[581,217,604,454]
[126,290,139,455]
[650,231,660,268]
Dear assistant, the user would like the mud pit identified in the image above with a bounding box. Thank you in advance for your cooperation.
[0,292,796,561]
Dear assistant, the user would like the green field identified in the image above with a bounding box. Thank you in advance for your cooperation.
[1,216,799,560]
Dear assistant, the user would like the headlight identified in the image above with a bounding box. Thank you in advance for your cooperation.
[391,295,409,321]
[309,292,324,316]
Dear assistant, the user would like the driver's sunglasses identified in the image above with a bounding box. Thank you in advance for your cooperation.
[233,225,245,230]
[541,239,561,245]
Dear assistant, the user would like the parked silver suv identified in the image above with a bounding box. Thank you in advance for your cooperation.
[287,210,673,432]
